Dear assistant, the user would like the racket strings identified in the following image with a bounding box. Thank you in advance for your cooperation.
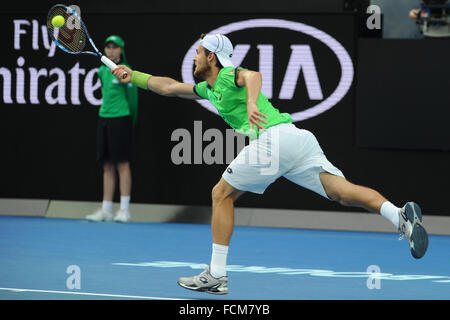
[47,6,87,53]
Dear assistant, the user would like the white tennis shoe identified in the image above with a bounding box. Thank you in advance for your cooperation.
[113,209,130,223]
[86,209,113,222]
[177,266,228,295]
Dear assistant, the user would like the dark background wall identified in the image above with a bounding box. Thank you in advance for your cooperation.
[2,0,354,14]
[1,0,449,217]
[357,39,450,151]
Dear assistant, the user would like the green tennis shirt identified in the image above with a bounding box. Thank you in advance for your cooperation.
[194,66,292,138]
[98,64,138,125]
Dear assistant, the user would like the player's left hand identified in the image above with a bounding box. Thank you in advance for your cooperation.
[247,102,268,131]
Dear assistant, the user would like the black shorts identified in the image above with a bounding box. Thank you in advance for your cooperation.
[96,116,132,163]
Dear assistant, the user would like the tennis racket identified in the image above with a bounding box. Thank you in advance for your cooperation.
[46,4,127,78]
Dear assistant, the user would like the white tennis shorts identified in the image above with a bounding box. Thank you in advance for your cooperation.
[222,123,345,199]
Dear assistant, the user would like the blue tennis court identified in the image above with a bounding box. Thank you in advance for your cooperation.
[0,216,449,300]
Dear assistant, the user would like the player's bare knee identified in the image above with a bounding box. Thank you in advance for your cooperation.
[212,183,234,204]
[211,184,226,203]
[325,189,341,203]
[328,190,353,207]
[339,197,354,207]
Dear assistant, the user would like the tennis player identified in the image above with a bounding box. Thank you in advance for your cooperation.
[112,34,428,294]
[86,35,138,223]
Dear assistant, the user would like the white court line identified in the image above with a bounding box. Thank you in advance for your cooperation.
[0,287,192,300]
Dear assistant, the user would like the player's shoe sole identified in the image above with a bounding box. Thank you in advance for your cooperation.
[400,202,429,259]
[177,281,228,295]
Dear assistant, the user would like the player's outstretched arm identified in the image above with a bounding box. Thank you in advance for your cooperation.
[112,65,199,100]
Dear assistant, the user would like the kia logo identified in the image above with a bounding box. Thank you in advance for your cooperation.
[181,18,354,122]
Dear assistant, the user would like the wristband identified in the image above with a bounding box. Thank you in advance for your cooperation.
[131,71,152,89]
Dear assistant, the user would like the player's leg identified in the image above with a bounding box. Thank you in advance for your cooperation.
[319,172,388,214]
[211,177,245,245]
[209,178,244,278]
[319,172,400,231]
[284,127,399,227]
[208,130,283,279]
[177,179,244,295]
[319,172,428,258]
[178,129,284,294]
[283,128,428,259]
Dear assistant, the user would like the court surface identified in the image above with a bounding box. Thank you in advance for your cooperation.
[0,216,449,300]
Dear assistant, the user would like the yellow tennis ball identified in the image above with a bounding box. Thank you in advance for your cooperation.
[52,15,65,28]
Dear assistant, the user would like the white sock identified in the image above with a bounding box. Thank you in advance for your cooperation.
[210,243,228,278]
[102,200,113,214]
[380,201,400,229]
[120,196,130,211]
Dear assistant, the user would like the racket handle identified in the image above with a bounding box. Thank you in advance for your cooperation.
[101,55,128,79]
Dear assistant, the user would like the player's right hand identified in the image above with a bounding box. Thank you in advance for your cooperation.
[247,101,268,131]
[112,65,132,83]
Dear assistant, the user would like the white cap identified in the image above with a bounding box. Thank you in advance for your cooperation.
[199,34,234,68]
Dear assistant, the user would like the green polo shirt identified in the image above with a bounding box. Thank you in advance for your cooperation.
[194,67,292,138]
